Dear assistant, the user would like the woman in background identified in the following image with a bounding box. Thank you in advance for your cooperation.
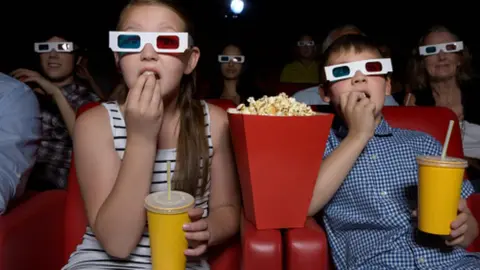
[208,43,263,105]
[407,25,480,191]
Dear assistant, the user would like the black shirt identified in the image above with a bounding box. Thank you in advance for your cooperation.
[412,79,480,125]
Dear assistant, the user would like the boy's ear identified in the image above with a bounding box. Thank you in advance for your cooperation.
[385,76,392,96]
[319,84,331,103]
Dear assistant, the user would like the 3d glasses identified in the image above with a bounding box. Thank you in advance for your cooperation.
[325,58,393,82]
[109,31,192,53]
[34,42,75,53]
[297,40,315,47]
[218,55,245,63]
[419,41,463,56]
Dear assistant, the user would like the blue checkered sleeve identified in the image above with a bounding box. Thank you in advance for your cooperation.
[323,129,336,159]
[414,133,475,199]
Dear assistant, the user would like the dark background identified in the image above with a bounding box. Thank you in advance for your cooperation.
[1,0,476,82]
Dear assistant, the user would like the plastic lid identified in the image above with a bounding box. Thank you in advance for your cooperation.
[416,155,468,168]
[144,191,195,214]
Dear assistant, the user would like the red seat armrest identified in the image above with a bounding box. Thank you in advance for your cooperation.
[285,217,330,270]
[242,214,282,270]
[208,235,241,270]
[467,193,480,252]
[0,190,67,270]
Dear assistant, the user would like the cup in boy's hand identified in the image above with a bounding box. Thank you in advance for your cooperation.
[412,193,476,247]
[416,155,468,236]
[340,91,376,140]
[416,120,471,238]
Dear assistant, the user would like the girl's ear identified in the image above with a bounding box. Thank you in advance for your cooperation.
[184,47,200,75]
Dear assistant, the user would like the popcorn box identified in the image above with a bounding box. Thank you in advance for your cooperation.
[228,111,334,229]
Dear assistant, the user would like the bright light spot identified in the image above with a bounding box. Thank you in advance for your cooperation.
[230,0,244,14]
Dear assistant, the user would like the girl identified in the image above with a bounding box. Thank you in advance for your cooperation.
[63,0,241,269]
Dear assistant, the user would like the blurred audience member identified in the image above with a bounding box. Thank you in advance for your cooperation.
[407,25,480,190]
[77,48,122,100]
[280,33,319,84]
[0,73,40,214]
[76,51,106,100]
[294,27,398,106]
[11,32,100,190]
[208,43,263,104]
[321,24,364,53]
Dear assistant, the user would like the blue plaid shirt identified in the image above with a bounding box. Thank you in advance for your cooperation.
[323,118,480,270]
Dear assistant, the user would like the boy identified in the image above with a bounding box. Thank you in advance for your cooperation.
[308,34,480,269]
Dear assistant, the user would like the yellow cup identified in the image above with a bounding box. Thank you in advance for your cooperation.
[145,191,195,270]
[416,155,467,235]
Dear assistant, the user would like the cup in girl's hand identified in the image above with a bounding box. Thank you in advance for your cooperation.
[145,191,194,270]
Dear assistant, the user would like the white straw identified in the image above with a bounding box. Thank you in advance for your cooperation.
[405,93,412,106]
[167,161,171,200]
[441,120,455,159]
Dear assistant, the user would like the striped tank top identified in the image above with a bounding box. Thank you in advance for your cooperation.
[62,100,213,270]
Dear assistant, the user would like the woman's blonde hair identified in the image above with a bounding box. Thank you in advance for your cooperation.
[115,0,210,198]
[407,25,473,90]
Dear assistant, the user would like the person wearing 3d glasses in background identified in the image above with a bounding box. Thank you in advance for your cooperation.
[293,25,400,107]
[11,32,100,190]
[207,42,263,105]
[280,33,320,84]
[307,34,479,269]
[406,25,480,191]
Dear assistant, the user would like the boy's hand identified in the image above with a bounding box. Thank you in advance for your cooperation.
[447,199,478,248]
[340,92,376,140]
[412,199,479,248]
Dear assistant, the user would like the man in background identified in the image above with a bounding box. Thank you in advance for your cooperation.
[280,33,320,84]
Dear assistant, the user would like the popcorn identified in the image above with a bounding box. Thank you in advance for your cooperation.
[227,93,316,116]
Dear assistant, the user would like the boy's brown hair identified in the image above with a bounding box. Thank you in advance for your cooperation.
[320,34,387,90]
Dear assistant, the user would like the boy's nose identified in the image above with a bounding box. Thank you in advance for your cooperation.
[351,71,367,84]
